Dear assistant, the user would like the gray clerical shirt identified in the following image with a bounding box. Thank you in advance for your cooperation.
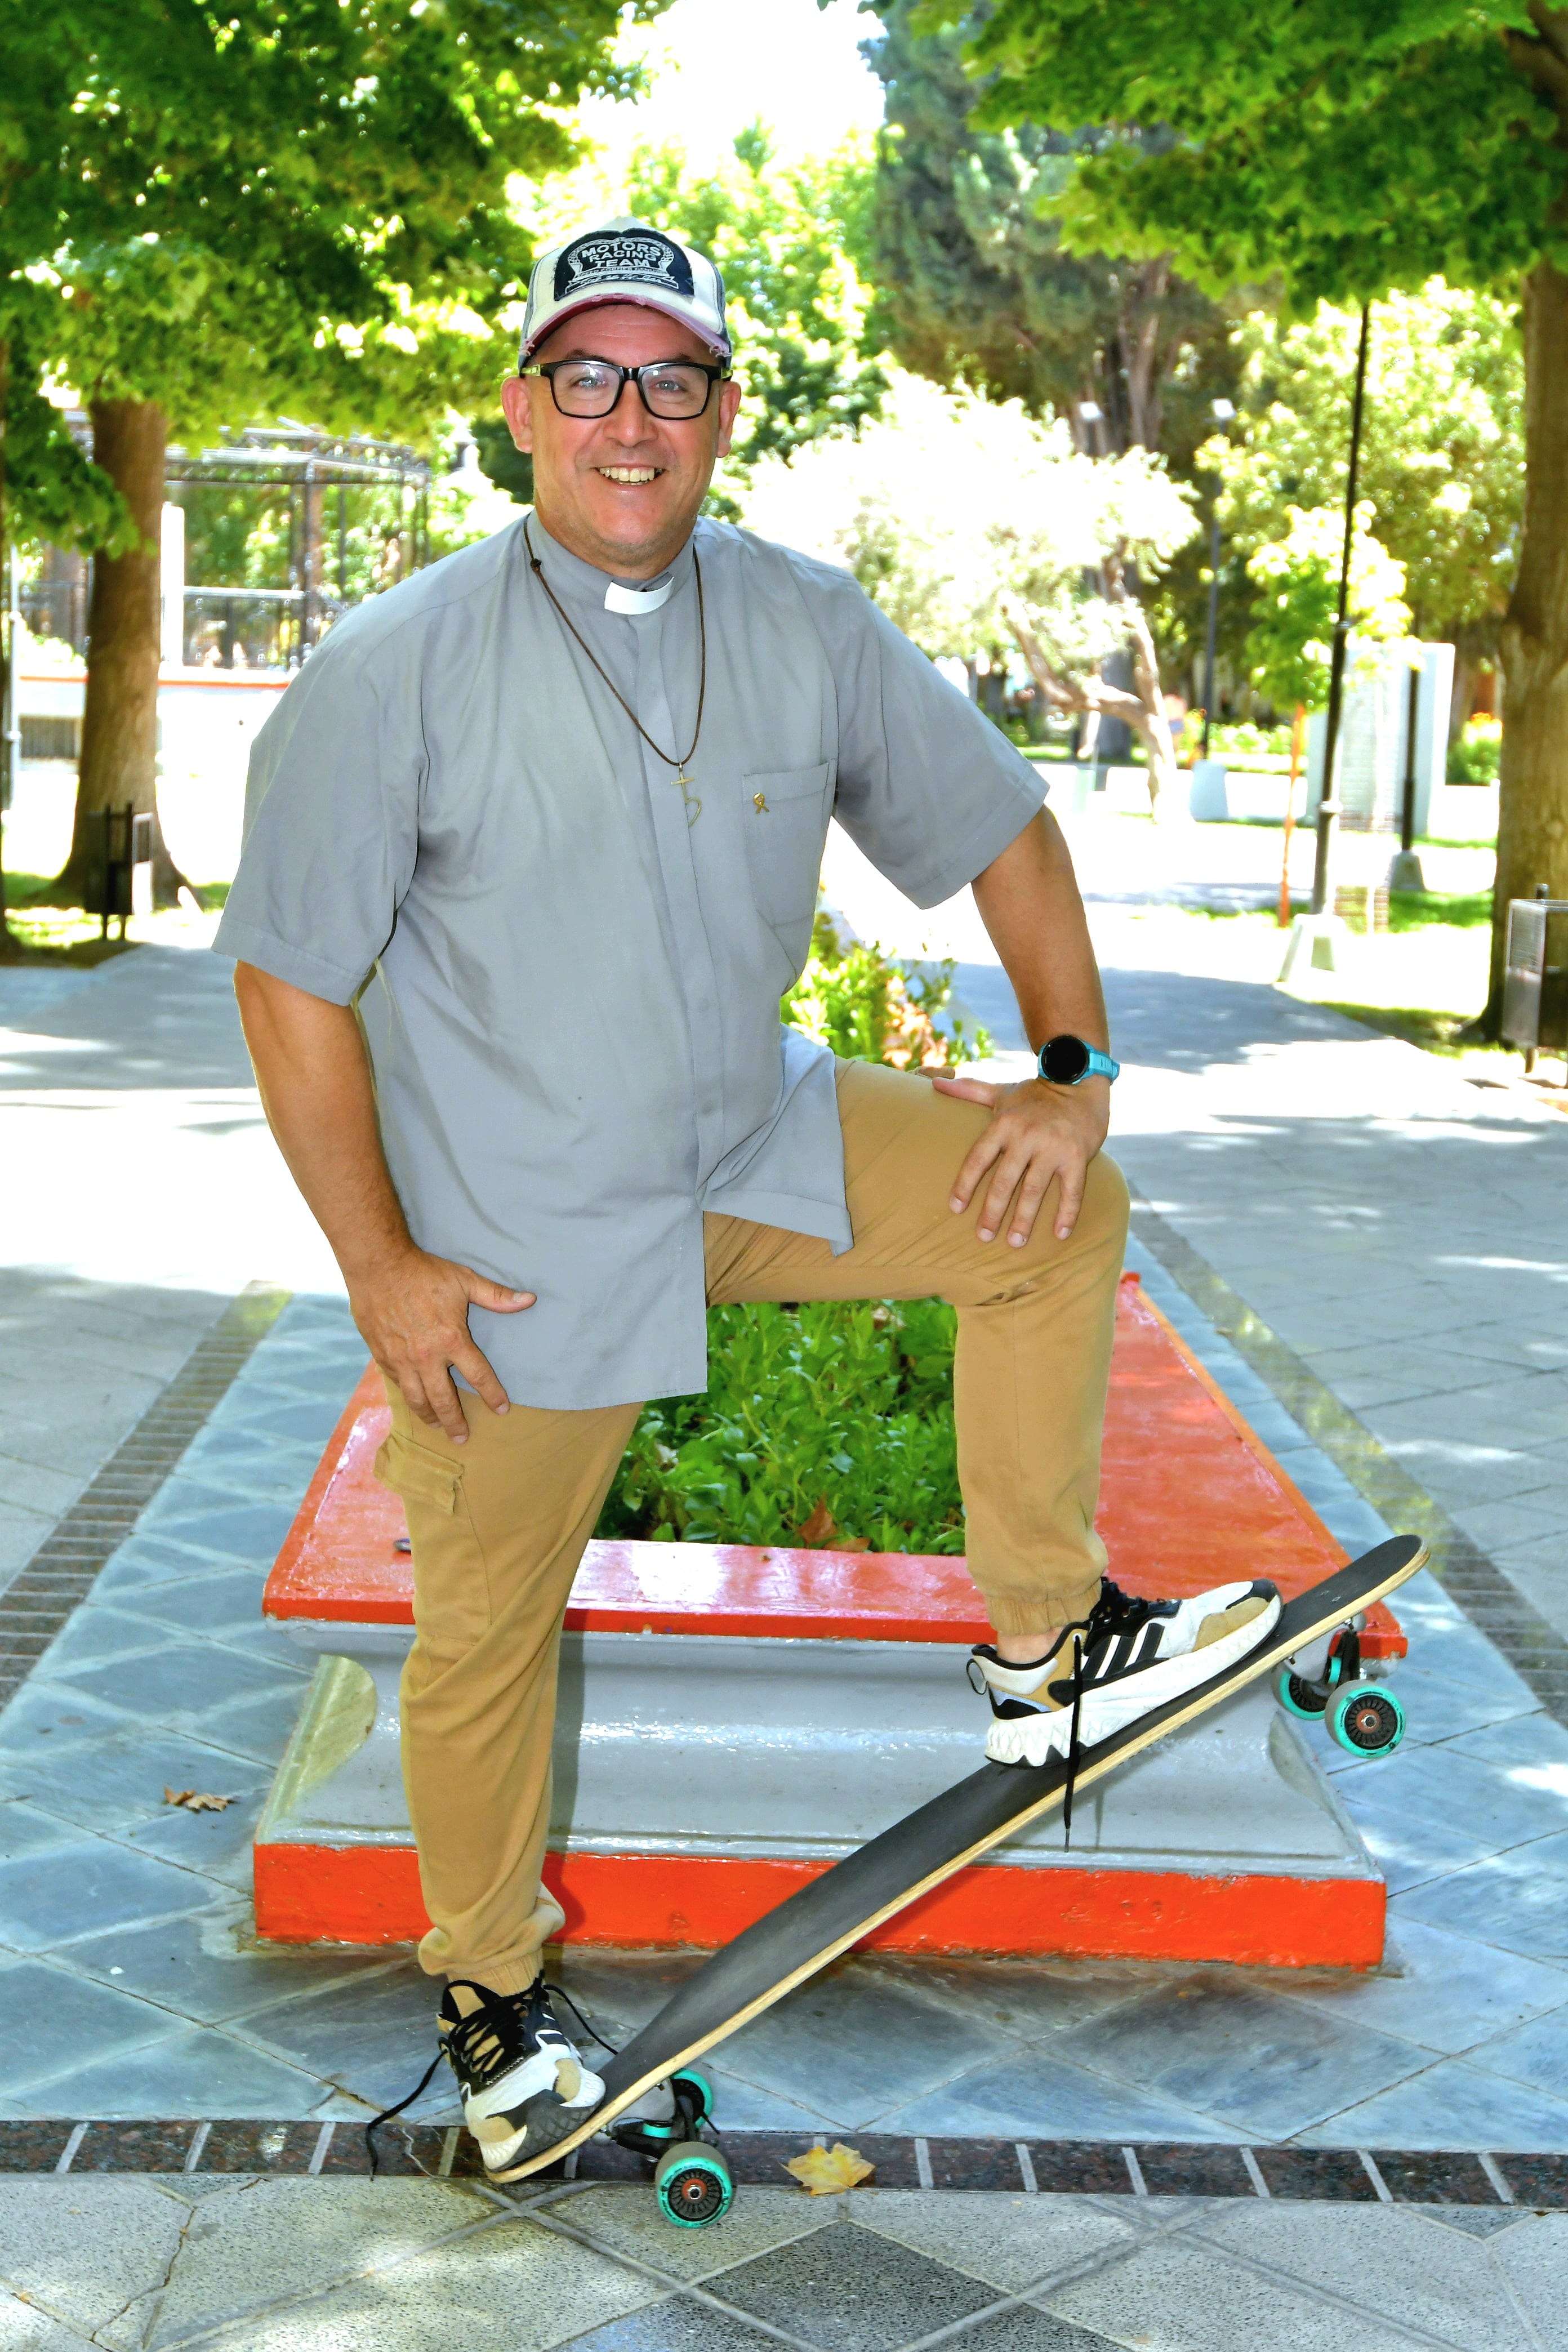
[213,512,1045,1409]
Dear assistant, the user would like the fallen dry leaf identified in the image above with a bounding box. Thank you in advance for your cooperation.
[163,1788,234,1812]
[795,1500,837,1547]
[784,2142,875,2195]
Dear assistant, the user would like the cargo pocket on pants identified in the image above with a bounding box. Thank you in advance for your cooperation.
[374,1428,493,1658]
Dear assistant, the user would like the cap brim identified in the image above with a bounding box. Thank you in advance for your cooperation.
[520,292,730,365]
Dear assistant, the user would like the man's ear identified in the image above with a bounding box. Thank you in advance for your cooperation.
[713,376,744,462]
[500,375,534,455]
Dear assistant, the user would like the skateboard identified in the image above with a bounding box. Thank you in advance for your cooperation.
[518,1534,1428,2219]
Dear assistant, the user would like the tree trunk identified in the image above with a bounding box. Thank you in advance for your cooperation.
[0,334,17,960]
[45,397,184,907]
[1491,253,1568,1020]
[1001,595,1181,817]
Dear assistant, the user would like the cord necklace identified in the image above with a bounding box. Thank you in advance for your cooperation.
[525,518,706,826]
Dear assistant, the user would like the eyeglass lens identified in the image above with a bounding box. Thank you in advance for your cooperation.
[550,360,712,419]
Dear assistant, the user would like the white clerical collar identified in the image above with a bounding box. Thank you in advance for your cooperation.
[604,573,675,615]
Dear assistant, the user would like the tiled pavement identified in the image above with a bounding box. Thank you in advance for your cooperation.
[4,1268,1568,2156]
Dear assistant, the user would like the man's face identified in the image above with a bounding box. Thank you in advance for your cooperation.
[500,304,743,579]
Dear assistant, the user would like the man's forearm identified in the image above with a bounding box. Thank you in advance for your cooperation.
[233,963,411,1282]
[971,809,1108,1052]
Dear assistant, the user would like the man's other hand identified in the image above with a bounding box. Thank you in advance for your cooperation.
[351,1249,534,1441]
[932,1072,1110,1246]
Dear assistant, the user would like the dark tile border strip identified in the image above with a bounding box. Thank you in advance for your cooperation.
[1128,1187,1568,1727]
[0,1281,291,1709]
[1,2124,1558,2207]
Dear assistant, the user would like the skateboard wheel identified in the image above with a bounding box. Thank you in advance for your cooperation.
[1275,1666,1327,1720]
[1328,1683,1405,1758]
[654,2140,733,2228]
[671,2068,715,2128]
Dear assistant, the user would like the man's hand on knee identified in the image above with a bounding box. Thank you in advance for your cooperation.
[350,1248,534,1441]
[933,1072,1110,1246]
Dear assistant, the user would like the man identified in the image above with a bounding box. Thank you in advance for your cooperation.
[217,217,1279,2177]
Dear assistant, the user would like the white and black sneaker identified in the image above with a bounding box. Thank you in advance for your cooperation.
[440,1976,605,2179]
[970,1578,1281,1771]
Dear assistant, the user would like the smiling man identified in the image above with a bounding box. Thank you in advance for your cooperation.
[215,217,1278,2177]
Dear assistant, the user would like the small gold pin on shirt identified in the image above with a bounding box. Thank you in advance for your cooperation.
[754,791,769,813]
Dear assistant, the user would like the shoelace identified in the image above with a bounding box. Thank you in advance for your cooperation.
[1062,1633,1085,1852]
[363,1979,617,2176]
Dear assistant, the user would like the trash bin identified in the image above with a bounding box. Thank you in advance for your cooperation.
[1502,892,1568,1073]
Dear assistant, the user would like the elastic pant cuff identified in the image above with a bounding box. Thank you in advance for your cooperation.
[985,1583,1102,1641]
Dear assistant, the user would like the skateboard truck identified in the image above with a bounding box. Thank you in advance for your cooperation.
[607,2067,735,2227]
[1276,1617,1406,1757]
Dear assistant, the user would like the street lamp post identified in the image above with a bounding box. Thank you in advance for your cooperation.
[1310,303,1373,916]
[1201,399,1236,761]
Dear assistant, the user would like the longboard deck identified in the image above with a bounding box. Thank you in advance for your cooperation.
[512,1535,1427,2181]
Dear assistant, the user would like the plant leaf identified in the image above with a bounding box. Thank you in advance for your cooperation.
[163,1788,234,1812]
[783,2142,876,2195]
[796,1500,838,1547]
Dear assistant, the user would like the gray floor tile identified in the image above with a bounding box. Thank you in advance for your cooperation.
[946,2314,1121,2352]
[144,2173,489,2346]
[0,1683,136,1756]
[1299,2052,1568,2151]
[1465,2004,1568,2101]
[0,1959,176,2098]
[847,2190,1134,2296]
[0,1839,217,1952]
[0,2282,96,2347]
[1279,1918,1568,2058]
[28,1608,184,1674]
[34,1639,305,1727]
[715,2220,997,2352]
[0,1802,88,1866]
[1395,1838,1568,1961]
[719,1970,1015,2132]
[1335,1741,1568,1854]
[1449,1712,1568,1771]
[1495,2215,1568,2352]
[1195,2200,1535,2351]
[1328,1796,1514,1895]
[555,2183,834,2287]
[1063,1977,1426,2141]
[190,1683,312,1766]
[567,2300,785,2351]
[871,2043,1233,2143]
[238,1959,442,2111]
[0,2177,193,2346]
[1046,2234,1422,2352]
[854,1957,1156,2048]
[0,1731,273,1836]
[703,2068,838,2131]
[166,2207,658,2352]
[20,2021,333,2119]
[89,1534,233,1593]
[130,1567,274,1635]
[52,1904,393,2025]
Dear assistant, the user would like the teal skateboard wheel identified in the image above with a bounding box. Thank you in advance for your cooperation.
[1327,1682,1405,1758]
[1275,1665,1328,1719]
[654,2139,734,2227]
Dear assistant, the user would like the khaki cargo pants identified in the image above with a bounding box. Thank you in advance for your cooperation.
[376,1055,1130,1992]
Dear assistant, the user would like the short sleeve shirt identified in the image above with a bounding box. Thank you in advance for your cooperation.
[214,513,1044,1408]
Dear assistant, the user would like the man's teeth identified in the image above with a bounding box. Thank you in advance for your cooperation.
[598,466,659,483]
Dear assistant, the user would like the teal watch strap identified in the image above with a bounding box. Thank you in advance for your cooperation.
[1037,1034,1120,1086]
[1082,1045,1120,1084]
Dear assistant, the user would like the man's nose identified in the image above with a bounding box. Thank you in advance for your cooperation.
[603,376,656,441]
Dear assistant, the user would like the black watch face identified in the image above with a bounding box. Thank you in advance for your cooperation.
[1040,1035,1091,1085]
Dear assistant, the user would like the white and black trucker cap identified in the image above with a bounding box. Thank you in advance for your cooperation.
[519,216,730,364]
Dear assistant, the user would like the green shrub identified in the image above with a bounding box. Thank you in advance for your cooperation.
[597,1297,964,1552]
[1448,716,1502,786]
[782,915,992,1072]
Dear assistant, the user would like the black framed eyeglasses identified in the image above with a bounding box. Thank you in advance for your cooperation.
[525,355,730,421]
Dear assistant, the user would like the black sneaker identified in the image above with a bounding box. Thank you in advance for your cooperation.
[440,1976,604,2177]
[969,1577,1281,1767]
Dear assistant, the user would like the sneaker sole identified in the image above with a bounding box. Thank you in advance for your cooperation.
[484,2087,606,2180]
[986,1589,1283,1768]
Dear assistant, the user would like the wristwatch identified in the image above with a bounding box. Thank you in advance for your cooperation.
[1037,1034,1120,1087]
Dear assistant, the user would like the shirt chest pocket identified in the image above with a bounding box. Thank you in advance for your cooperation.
[742,763,834,965]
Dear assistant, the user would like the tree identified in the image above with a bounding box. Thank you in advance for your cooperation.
[16,0,664,904]
[741,369,1200,810]
[862,0,1231,458]
[1202,287,1524,734]
[1244,505,1411,713]
[960,0,1568,1012]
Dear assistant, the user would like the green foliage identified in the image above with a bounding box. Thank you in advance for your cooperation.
[618,129,888,501]
[865,0,1231,460]
[1205,288,1524,642]
[1244,504,1411,710]
[596,1297,965,1552]
[1448,715,1503,785]
[963,3,1563,309]
[782,919,992,1070]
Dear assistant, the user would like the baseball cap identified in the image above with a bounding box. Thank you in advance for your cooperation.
[518,216,730,366]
